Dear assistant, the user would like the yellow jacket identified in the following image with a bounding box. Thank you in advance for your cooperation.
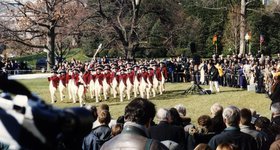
[215,64,224,77]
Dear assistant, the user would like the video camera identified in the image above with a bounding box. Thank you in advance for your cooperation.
[0,77,94,150]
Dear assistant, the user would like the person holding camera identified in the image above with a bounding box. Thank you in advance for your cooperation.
[100,98,167,150]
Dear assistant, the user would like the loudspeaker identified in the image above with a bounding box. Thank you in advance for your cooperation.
[190,42,196,54]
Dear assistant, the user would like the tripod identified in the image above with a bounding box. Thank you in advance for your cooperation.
[183,81,206,95]
[183,64,209,95]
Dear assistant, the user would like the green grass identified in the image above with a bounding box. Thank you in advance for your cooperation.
[18,79,272,124]
[65,48,91,62]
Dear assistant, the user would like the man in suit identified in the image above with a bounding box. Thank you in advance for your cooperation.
[101,98,167,150]
[208,106,257,150]
[148,108,185,149]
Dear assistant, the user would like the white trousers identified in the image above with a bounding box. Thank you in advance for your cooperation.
[209,81,220,92]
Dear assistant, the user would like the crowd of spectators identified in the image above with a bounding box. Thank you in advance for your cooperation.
[80,98,280,150]
[0,58,30,75]
[164,53,280,94]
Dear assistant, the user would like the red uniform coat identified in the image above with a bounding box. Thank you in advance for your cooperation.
[119,73,127,86]
[59,74,67,86]
[160,67,168,80]
[110,72,119,84]
[127,72,134,85]
[83,72,90,85]
[103,72,111,84]
[155,68,162,81]
[148,70,155,83]
[139,72,149,83]
[48,75,59,89]
[95,73,104,85]
[65,73,71,84]
[72,73,80,86]
[88,73,96,83]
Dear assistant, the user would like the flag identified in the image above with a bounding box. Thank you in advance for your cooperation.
[260,34,264,44]
[212,35,217,45]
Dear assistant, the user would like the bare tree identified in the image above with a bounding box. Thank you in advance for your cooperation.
[87,0,143,59]
[0,0,89,70]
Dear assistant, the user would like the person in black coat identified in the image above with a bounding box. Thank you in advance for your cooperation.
[210,103,226,134]
[209,62,220,93]
[148,108,185,149]
[208,106,257,150]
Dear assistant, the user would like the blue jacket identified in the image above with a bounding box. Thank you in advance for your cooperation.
[82,125,111,150]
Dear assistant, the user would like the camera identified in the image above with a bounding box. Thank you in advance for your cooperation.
[0,77,94,150]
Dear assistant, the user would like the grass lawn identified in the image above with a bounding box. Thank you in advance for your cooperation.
[18,79,272,124]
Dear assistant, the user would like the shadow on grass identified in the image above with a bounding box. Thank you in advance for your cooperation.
[150,89,190,101]
[219,89,244,93]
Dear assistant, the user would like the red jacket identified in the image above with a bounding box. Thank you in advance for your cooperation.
[148,70,155,83]
[110,72,119,84]
[65,73,71,84]
[104,72,111,84]
[119,73,127,86]
[160,67,168,79]
[72,73,80,86]
[139,72,149,83]
[88,73,96,82]
[48,75,59,89]
[127,72,134,85]
[83,72,90,85]
[95,73,104,85]
[59,74,67,86]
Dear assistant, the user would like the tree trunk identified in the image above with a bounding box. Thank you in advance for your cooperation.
[47,27,56,71]
[124,46,131,59]
[239,0,246,55]
[234,5,239,54]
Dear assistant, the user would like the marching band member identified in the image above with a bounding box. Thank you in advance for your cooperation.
[119,68,127,102]
[110,66,119,99]
[133,65,140,98]
[66,69,72,100]
[58,70,67,102]
[103,67,111,100]
[71,68,80,103]
[77,70,86,107]
[147,67,155,98]
[48,70,59,103]
[126,67,134,100]
[95,67,104,102]
[88,68,96,99]
[139,66,149,98]
[159,62,168,92]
